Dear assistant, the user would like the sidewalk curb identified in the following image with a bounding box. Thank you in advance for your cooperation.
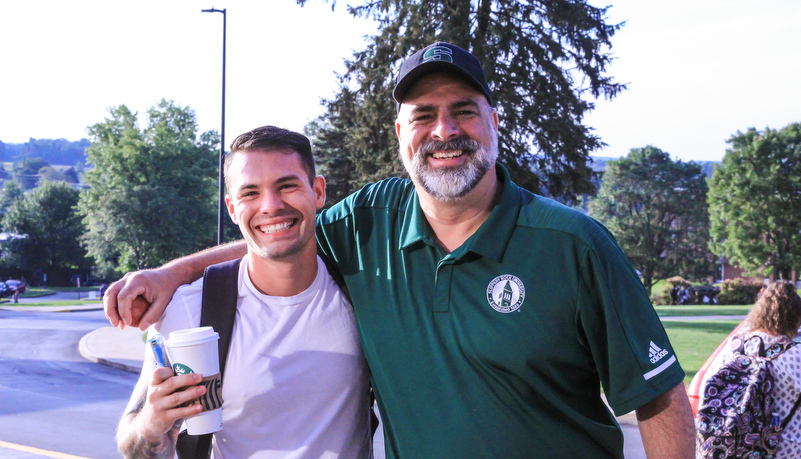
[78,326,145,374]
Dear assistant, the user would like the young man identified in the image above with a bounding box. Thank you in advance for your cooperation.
[115,126,371,458]
[107,43,694,458]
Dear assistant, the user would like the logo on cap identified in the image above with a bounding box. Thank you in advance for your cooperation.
[422,46,453,64]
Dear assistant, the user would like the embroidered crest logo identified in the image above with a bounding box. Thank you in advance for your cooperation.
[486,274,525,313]
[422,45,453,63]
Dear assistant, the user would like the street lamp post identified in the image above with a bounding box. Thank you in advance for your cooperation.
[202,7,227,245]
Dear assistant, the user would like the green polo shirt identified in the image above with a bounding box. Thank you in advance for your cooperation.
[316,164,684,458]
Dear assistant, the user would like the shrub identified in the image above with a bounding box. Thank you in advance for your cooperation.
[715,278,763,305]
[652,276,694,305]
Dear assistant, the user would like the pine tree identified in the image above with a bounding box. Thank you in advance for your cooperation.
[300,0,624,204]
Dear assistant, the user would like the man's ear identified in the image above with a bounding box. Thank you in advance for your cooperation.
[313,175,326,210]
[225,194,237,224]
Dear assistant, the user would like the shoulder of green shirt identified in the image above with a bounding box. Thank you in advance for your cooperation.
[319,177,414,224]
[516,190,615,248]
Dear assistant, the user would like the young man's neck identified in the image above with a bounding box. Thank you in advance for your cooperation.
[246,245,319,297]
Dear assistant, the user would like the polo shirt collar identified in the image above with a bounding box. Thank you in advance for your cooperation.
[398,163,521,262]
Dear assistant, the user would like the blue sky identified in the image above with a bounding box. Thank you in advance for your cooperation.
[1,1,799,163]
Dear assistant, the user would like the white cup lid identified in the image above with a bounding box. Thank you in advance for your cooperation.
[167,326,219,347]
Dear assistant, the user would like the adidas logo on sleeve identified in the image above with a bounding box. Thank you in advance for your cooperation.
[649,341,669,364]
[643,340,677,381]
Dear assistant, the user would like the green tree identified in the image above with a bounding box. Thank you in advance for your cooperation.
[13,157,49,190]
[63,167,80,183]
[300,0,624,204]
[78,99,219,273]
[17,138,90,166]
[0,180,24,213]
[589,146,712,294]
[38,166,75,184]
[305,113,360,207]
[13,157,49,175]
[708,123,801,280]
[1,181,91,285]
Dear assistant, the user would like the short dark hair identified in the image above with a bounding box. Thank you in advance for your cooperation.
[745,281,801,337]
[225,126,316,193]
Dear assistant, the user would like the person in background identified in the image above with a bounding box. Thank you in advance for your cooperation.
[11,277,27,304]
[105,42,694,458]
[697,280,801,458]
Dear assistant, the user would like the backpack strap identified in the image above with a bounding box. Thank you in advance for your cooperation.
[736,334,797,359]
[319,250,350,303]
[200,258,242,376]
[176,258,242,459]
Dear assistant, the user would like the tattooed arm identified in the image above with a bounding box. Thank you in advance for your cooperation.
[117,367,206,458]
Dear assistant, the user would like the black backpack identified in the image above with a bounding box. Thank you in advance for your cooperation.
[695,334,801,458]
[175,256,374,458]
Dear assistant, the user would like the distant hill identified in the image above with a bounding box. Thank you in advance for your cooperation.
[591,156,720,178]
[0,138,90,167]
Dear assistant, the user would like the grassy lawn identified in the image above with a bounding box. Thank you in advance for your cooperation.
[1,286,104,305]
[0,299,102,307]
[663,320,742,385]
[654,305,751,385]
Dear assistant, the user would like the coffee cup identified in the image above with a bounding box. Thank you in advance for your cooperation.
[166,326,223,434]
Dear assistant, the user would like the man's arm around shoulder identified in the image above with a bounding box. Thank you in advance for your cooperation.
[105,241,247,330]
[636,382,695,459]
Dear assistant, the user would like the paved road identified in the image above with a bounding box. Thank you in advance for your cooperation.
[0,308,137,458]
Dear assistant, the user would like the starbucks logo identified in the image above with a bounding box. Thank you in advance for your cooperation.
[173,363,194,375]
[486,274,525,313]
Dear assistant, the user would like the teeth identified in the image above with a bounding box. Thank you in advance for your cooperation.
[258,221,293,233]
[432,151,462,159]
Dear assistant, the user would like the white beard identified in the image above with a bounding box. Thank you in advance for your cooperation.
[408,129,498,201]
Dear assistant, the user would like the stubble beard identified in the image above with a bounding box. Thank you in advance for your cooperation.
[407,129,498,202]
[246,222,313,262]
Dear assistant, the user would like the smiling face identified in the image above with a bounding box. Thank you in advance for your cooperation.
[225,148,325,262]
[395,72,499,202]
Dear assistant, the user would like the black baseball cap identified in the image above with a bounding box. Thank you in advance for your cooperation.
[393,42,493,110]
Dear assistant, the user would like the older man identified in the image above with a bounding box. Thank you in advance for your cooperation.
[107,43,694,458]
